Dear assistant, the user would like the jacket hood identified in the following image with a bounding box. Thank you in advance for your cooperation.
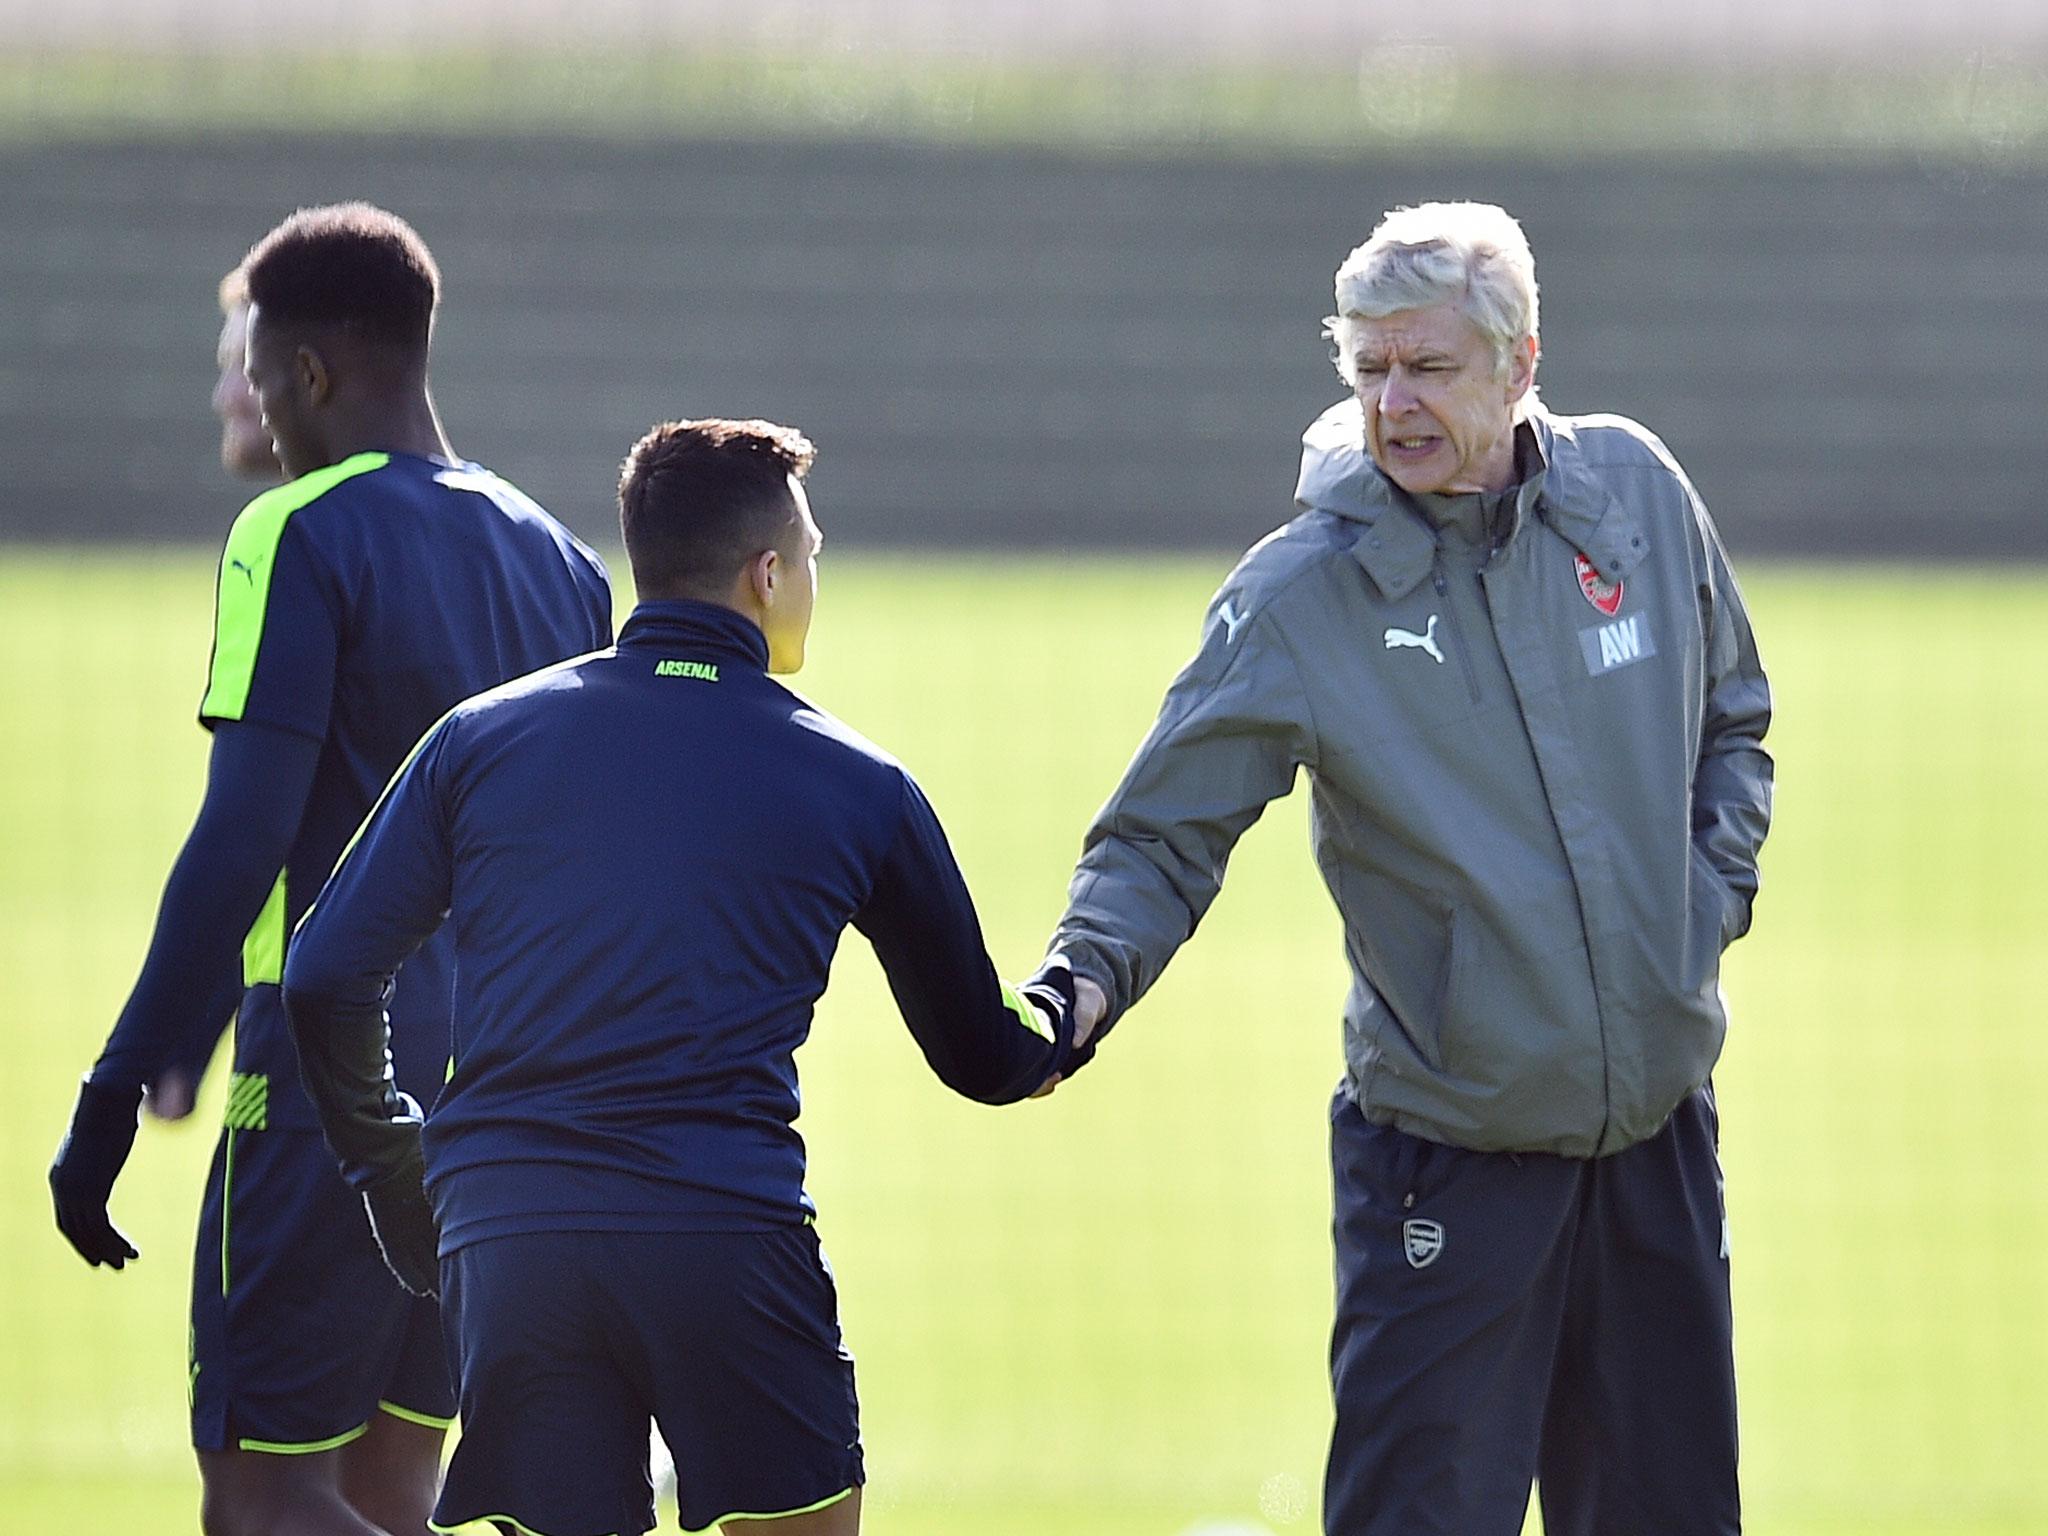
[1293,397,1385,523]
[1292,397,1649,597]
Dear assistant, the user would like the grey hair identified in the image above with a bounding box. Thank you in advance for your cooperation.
[1325,201,1541,399]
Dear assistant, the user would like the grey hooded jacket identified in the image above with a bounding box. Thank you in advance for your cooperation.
[1050,399,1773,1157]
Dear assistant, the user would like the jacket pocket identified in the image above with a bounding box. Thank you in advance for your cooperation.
[1431,903,1475,1075]
[1685,844,1737,994]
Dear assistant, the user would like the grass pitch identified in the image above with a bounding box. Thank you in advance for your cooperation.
[2,550,2044,1535]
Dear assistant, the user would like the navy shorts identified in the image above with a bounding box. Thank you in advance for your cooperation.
[190,1118,456,1453]
[434,1225,864,1536]
[1324,1087,1739,1536]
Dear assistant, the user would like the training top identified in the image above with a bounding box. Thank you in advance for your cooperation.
[187,452,612,1132]
[284,600,1075,1251]
[1048,400,1771,1157]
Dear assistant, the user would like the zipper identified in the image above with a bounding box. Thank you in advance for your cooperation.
[1431,563,1483,705]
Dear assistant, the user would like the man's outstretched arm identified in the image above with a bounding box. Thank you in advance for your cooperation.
[852,773,1085,1104]
[1038,584,1313,1064]
[49,719,320,1268]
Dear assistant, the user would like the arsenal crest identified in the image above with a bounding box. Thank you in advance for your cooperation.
[1402,1218,1445,1270]
[1574,553,1623,617]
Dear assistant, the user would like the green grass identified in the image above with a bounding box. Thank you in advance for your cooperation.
[2,551,2045,1535]
[5,48,2047,168]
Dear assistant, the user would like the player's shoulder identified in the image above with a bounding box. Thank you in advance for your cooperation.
[219,451,393,562]
[1543,409,1690,482]
[769,681,906,775]
[455,647,614,723]
[434,460,611,581]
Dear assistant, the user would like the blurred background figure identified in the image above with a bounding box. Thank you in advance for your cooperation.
[211,267,283,485]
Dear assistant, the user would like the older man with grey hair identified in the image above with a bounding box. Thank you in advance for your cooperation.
[1036,201,1772,1534]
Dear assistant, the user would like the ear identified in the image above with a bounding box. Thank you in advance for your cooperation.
[747,547,781,610]
[296,345,333,406]
[1505,334,1538,403]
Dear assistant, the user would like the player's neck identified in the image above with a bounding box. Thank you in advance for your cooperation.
[322,392,457,467]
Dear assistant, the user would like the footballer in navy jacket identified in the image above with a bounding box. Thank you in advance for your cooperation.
[284,418,1080,1536]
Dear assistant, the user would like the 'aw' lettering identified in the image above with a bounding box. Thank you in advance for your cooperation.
[1577,612,1657,676]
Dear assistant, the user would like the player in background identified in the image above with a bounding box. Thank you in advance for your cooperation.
[49,203,614,1536]
[213,266,283,483]
[146,266,290,1126]
[283,418,1087,1536]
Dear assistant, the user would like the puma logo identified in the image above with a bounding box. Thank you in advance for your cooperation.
[228,558,256,584]
[1383,615,1444,665]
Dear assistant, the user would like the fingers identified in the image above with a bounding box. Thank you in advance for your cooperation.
[1029,1073,1062,1100]
[52,1197,140,1269]
[389,1251,438,1298]
[372,1221,439,1297]
[364,1172,441,1297]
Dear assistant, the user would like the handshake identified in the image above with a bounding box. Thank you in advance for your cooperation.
[1024,964,1111,1101]
[367,966,1109,1299]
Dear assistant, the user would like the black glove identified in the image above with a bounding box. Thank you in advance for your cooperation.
[1018,960,1110,1083]
[362,1146,441,1298]
[49,1078,144,1268]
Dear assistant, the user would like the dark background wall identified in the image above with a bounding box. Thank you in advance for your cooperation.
[3,135,2042,557]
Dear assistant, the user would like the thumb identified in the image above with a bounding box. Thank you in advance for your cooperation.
[1073,978,1108,1047]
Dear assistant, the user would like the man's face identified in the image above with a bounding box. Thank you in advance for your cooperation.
[1350,303,1533,496]
[241,303,324,481]
[212,301,280,480]
[761,478,821,675]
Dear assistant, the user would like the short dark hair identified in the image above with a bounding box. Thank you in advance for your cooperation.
[618,419,817,598]
[240,202,440,350]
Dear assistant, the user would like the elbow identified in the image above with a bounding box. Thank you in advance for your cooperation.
[278,950,340,1036]
[935,1053,1045,1108]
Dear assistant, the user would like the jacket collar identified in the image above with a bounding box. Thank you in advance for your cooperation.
[1528,409,1649,586]
[1295,399,1647,600]
[617,599,772,671]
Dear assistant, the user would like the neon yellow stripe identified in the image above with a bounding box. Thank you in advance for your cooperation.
[237,1420,370,1455]
[431,1516,616,1536]
[201,451,389,721]
[220,1129,236,1295]
[1000,980,1055,1043]
[223,1071,269,1131]
[684,1486,857,1532]
[376,1398,455,1431]
[431,1485,855,1536]
[242,870,287,988]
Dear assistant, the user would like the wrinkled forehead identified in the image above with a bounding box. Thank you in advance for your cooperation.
[1347,303,1488,364]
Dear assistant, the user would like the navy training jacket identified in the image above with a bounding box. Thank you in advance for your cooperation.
[283,600,1075,1252]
